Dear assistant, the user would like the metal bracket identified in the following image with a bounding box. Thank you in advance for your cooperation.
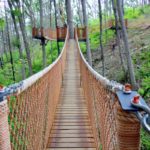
[116,91,147,111]
[116,90,150,134]
[0,82,23,102]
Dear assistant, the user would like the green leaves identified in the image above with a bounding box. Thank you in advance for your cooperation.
[141,129,150,150]
[134,48,150,99]
[11,9,21,17]
[0,18,5,29]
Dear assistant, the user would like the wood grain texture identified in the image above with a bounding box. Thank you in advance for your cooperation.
[47,40,96,149]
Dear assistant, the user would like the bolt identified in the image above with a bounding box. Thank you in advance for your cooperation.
[124,83,132,92]
[133,95,140,104]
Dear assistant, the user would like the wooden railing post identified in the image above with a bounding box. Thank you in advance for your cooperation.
[116,105,140,150]
[40,27,44,37]
[0,99,11,150]
[32,27,36,38]
[125,19,128,28]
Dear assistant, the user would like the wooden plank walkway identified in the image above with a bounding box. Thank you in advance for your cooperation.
[47,40,96,150]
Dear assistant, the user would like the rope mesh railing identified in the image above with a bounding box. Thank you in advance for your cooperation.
[0,28,68,150]
[0,26,148,150]
[75,29,141,150]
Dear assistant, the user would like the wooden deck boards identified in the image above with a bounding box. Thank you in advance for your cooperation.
[47,40,96,150]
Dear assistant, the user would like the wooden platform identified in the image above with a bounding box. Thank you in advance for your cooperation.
[47,40,96,150]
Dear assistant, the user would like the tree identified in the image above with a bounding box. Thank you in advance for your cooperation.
[23,0,35,27]
[98,0,105,76]
[39,0,46,68]
[8,0,26,79]
[1,30,9,62]
[76,0,84,25]
[81,0,92,66]
[54,0,60,54]
[4,3,15,81]
[10,0,33,75]
[65,0,74,38]
[116,0,137,89]
[49,0,54,62]
[112,0,127,76]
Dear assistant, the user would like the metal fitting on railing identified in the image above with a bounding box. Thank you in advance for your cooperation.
[0,84,20,150]
[0,82,23,102]
[131,95,150,134]
[116,84,150,134]
[107,80,124,92]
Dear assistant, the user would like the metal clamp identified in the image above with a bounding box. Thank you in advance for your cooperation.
[0,82,23,102]
[132,100,150,134]
[116,89,150,135]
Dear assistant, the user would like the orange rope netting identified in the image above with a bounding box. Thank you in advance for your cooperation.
[0,26,140,150]
[0,29,68,150]
[75,29,140,150]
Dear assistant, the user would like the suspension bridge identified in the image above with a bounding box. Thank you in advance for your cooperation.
[0,20,150,150]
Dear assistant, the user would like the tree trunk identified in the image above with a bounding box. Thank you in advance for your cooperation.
[18,15,33,75]
[50,0,54,62]
[81,0,92,66]
[5,5,15,82]
[77,0,84,25]
[104,0,108,43]
[65,0,74,38]
[8,0,26,79]
[116,0,137,89]
[0,57,4,69]
[112,0,127,75]
[98,0,105,76]
[121,0,124,15]
[54,0,60,55]
[1,30,9,61]
[39,0,46,68]
[10,0,33,75]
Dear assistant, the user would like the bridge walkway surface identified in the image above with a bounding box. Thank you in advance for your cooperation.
[46,40,96,150]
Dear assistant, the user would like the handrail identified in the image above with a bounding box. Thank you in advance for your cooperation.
[20,27,69,93]
[75,29,123,92]
[75,28,141,150]
[0,28,69,150]
[0,28,69,96]
[75,25,150,134]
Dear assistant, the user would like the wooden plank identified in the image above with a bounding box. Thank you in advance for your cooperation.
[55,114,88,117]
[50,133,94,138]
[51,130,92,134]
[56,110,88,112]
[47,148,96,150]
[55,117,89,120]
[57,106,87,108]
[49,138,95,143]
[53,122,89,126]
[47,142,95,148]
[54,120,90,123]
[47,40,96,149]
[56,113,88,115]
[52,126,91,130]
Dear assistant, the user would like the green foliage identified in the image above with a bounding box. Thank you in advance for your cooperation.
[133,49,150,99]
[11,9,21,17]
[124,6,150,19]
[11,37,20,47]
[141,129,150,150]
[89,29,114,50]
[0,18,5,29]
[79,43,86,54]
[0,41,61,86]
